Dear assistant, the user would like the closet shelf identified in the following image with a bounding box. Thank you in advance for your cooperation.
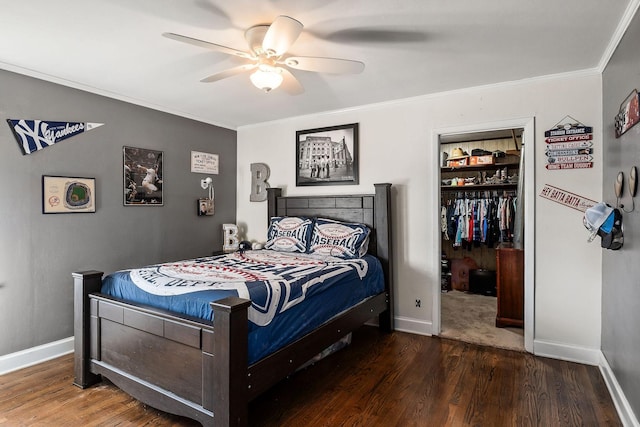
[440,160,520,173]
[441,183,518,191]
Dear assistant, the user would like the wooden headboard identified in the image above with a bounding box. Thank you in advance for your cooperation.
[266,183,394,329]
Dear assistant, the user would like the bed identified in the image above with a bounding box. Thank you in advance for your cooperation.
[73,183,394,426]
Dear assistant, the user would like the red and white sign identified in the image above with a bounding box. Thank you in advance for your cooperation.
[615,89,640,138]
[545,134,593,143]
[539,184,597,212]
[547,154,593,164]
[544,140,592,150]
[546,162,594,170]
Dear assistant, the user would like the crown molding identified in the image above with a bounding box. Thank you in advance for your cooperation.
[0,62,237,130]
[598,0,640,73]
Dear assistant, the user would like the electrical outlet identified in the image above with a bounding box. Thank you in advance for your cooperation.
[415,299,421,308]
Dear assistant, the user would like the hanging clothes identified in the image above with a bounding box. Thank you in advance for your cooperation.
[441,205,449,240]
[441,192,516,248]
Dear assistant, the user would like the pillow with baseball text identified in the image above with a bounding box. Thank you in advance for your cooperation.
[308,218,370,259]
[265,216,314,253]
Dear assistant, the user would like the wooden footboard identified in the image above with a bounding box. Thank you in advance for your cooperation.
[73,183,394,426]
[73,270,252,425]
[73,272,389,426]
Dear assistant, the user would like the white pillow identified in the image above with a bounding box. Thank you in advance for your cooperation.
[265,216,314,253]
[307,218,370,259]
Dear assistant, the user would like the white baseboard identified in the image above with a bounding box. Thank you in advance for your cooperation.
[600,352,640,427]
[394,316,432,336]
[534,341,640,425]
[533,338,602,365]
[0,337,74,376]
[365,316,432,336]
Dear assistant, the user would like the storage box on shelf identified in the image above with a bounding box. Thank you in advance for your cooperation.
[441,154,520,192]
[469,155,494,165]
[447,158,469,167]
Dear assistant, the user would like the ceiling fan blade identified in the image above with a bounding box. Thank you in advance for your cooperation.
[163,32,253,59]
[262,16,303,57]
[279,68,304,95]
[283,56,364,74]
[200,64,257,83]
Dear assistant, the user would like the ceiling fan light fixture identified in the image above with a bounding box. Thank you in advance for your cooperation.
[165,15,364,95]
[250,65,283,93]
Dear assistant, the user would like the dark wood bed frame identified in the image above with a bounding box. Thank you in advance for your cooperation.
[73,183,394,426]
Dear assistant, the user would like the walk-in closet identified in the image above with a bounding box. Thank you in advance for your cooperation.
[439,129,525,351]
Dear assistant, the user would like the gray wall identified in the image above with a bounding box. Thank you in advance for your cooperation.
[0,69,236,356]
[602,10,640,416]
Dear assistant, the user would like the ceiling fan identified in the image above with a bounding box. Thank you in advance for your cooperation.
[163,15,365,95]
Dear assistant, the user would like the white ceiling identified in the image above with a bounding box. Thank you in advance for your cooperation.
[0,1,633,129]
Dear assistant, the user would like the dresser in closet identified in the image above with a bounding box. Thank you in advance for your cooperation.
[495,245,524,328]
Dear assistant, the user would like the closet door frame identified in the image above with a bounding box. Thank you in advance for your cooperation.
[432,117,535,353]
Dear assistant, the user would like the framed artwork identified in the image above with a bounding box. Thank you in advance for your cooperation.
[123,146,164,205]
[615,89,640,138]
[296,123,359,186]
[42,175,96,214]
[197,198,214,216]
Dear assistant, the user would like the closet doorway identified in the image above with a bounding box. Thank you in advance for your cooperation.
[432,119,535,353]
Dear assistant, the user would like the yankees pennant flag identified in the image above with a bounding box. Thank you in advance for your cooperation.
[7,119,104,155]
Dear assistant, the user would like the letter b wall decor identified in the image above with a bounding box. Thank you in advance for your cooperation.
[250,163,270,202]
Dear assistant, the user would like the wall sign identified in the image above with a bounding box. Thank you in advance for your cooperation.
[545,117,594,170]
[7,119,103,155]
[614,89,640,138]
[539,184,596,212]
[191,151,219,174]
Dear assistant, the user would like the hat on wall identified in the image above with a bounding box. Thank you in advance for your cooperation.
[583,202,614,242]
[448,147,469,160]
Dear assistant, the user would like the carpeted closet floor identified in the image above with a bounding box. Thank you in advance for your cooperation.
[440,290,524,351]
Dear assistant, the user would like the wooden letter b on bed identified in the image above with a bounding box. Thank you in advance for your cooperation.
[210,296,251,426]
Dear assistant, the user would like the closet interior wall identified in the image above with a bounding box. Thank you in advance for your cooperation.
[440,133,522,291]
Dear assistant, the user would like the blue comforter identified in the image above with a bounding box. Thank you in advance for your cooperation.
[101,250,385,364]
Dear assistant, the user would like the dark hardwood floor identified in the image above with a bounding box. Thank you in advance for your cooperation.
[0,327,621,426]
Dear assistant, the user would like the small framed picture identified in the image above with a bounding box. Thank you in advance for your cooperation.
[296,123,359,186]
[198,198,214,216]
[42,175,96,214]
[123,146,163,206]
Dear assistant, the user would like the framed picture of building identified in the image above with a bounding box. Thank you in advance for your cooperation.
[123,146,164,205]
[296,123,359,186]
